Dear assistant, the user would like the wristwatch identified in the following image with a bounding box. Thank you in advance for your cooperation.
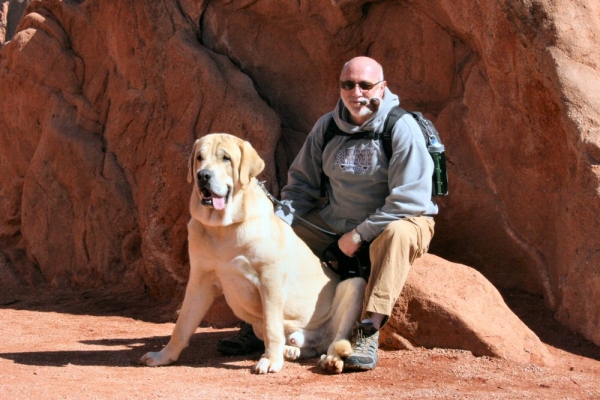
[351,229,362,244]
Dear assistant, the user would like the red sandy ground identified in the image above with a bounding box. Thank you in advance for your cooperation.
[1,286,599,399]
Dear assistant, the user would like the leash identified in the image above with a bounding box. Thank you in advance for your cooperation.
[257,181,338,237]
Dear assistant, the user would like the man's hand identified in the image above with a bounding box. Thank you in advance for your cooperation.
[338,231,362,257]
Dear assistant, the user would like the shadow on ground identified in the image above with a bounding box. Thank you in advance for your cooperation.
[501,289,600,361]
[1,284,598,363]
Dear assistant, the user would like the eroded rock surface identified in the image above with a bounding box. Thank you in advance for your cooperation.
[381,254,555,366]
[0,0,599,347]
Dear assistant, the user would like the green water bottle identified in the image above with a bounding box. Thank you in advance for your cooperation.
[427,138,448,196]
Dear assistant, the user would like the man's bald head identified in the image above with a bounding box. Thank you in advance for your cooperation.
[340,57,384,81]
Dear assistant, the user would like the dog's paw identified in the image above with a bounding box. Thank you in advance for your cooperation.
[317,339,352,374]
[139,351,175,367]
[318,353,344,374]
[332,339,352,358]
[252,356,284,374]
[283,345,301,360]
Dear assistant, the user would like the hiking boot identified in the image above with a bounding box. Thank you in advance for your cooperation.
[217,322,264,355]
[345,322,379,371]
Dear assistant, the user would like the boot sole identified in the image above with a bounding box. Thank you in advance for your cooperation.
[344,359,377,371]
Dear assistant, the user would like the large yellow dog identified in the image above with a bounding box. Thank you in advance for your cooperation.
[140,133,364,374]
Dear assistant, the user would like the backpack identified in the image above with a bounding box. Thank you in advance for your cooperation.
[321,106,448,197]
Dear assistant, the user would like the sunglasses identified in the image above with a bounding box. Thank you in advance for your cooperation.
[339,80,383,91]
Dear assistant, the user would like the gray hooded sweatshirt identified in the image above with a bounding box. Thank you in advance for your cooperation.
[275,87,438,242]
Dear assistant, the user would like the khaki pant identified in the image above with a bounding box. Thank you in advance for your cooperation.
[292,210,435,328]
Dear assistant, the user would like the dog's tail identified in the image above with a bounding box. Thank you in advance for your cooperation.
[332,339,353,358]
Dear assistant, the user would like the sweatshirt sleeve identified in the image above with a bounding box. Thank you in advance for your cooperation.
[274,115,330,225]
[355,115,434,242]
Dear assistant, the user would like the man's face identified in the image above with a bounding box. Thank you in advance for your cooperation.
[339,62,386,125]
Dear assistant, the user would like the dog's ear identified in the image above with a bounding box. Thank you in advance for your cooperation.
[187,139,201,184]
[239,140,265,186]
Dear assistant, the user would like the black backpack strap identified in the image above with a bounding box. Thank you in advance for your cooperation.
[320,117,343,196]
[323,116,343,149]
[381,107,408,159]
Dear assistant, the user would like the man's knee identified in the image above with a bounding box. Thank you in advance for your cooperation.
[372,216,434,256]
[376,218,415,246]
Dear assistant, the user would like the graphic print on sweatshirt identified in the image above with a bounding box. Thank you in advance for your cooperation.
[334,147,375,173]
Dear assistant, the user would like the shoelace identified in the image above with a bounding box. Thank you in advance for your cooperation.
[354,330,370,351]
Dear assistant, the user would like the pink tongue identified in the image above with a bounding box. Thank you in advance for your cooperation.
[212,196,226,210]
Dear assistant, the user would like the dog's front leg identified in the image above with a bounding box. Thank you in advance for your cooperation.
[252,271,286,374]
[140,270,218,367]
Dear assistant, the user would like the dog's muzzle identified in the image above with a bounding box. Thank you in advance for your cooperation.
[197,169,229,210]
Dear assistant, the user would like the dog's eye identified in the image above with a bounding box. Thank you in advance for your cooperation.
[222,155,231,162]
[196,154,203,162]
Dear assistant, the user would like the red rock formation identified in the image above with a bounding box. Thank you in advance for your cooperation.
[1,1,32,47]
[381,254,555,366]
[0,0,280,298]
[0,0,599,349]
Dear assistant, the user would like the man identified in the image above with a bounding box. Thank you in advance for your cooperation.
[218,56,437,371]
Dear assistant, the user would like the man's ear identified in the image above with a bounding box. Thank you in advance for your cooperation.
[239,140,265,186]
[187,139,201,183]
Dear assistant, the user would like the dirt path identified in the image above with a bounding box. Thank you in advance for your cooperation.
[1,287,599,399]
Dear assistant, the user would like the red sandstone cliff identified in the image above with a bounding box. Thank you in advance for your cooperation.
[1,0,599,348]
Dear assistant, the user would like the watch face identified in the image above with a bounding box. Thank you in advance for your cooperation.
[352,232,361,244]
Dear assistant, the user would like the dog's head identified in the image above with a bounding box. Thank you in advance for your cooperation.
[187,133,265,223]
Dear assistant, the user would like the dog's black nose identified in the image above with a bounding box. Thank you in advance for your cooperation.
[197,169,212,183]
